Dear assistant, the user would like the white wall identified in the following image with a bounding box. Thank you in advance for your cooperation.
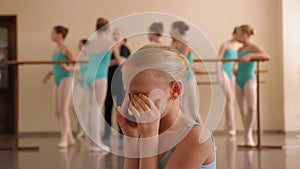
[282,0,300,131]
[0,0,284,132]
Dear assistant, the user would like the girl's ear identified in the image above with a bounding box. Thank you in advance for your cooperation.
[169,81,182,100]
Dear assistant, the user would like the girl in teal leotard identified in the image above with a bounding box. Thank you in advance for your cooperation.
[43,25,76,148]
[117,44,216,169]
[170,21,201,123]
[235,25,269,146]
[218,27,241,136]
[81,18,111,152]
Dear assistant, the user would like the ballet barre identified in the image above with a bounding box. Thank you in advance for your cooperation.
[193,58,269,62]
[6,60,88,65]
[197,81,267,85]
[194,70,268,75]
[6,58,270,65]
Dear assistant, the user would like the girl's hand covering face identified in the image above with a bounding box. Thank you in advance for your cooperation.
[130,93,161,137]
[117,95,139,138]
[117,89,167,138]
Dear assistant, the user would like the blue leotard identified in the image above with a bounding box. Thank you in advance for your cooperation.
[222,48,238,78]
[177,47,194,80]
[158,123,216,169]
[78,63,88,86]
[187,53,195,80]
[84,50,112,86]
[236,49,256,88]
[52,50,72,85]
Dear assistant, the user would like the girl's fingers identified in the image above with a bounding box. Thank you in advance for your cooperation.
[132,95,150,112]
[139,94,151,108]
[131,96,144,112]
[129,104,140,118]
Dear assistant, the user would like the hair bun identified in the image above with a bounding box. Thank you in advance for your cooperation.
[250,28,255,35]
[65,27,69,34]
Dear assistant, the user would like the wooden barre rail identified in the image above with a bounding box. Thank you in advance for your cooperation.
[6,58,269,65]
[197,80,267,85]
[194,70,269,75]
[193,58,269,62]
[6,60,88,65]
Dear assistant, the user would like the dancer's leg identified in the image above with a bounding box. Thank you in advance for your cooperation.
[53,85,60,119]
[57,77,75,147]
[223,72,236,135]
[243,80,257,146]
[89,78,110,152]
[236,82,249,142]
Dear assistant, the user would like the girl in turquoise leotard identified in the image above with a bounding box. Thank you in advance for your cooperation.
[170,21,201,123]
[235,25,269,146]
[218,27,241,136]
[43,25,76,148]
[80,18,111,152]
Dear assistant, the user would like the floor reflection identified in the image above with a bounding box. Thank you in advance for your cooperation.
[1,132,300,169]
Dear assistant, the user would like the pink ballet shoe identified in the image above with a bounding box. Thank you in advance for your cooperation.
[245,138,256,147]
[58,141,69,148]
[89,144,110,152]
[68,138,76,146]
[228,130,236,136]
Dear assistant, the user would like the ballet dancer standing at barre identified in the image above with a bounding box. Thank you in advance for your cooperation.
[235,24,269,146]
[218,27,241,136]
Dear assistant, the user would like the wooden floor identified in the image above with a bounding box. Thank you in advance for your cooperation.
[0,132,300,169]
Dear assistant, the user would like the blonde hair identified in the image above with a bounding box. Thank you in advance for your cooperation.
[122,44,190,90]
[239,24,255,36]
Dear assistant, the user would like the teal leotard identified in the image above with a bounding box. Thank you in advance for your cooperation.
[222,48,238,78]
[177,47,194,80]
[158,123,216,169]
[52,50,72,85]
[78,63,88,86]
[84,50,112,86]
[236,49,256,88]
[79,63,88,77]
[187,53,195,79]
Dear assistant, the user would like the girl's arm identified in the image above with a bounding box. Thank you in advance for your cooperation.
[218,43,227,60]
[241,45,270,62]
[217,43,227,84]
[138,136,159,169]
[109,59,119,67]
[123,136,139,169]
[61,47,76,72]
[43,71,53,84]
[181,43,191,56]
[116,100,139,169]
[113,46,126,65]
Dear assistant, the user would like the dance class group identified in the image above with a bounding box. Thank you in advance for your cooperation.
[43,16,269,168]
